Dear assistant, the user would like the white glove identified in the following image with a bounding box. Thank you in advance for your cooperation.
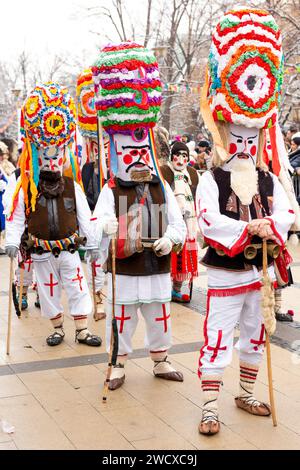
[0,180,7,192]
[86,248,99,262]
[153,237,173,256]
[103,217,118,236]
[5,246,19,259]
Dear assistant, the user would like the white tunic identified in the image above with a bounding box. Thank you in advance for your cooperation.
[5,182,96,249]
[196,170,295,292]
[93,181,186,304]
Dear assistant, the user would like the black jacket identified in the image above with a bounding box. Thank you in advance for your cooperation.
[289,148,300,170]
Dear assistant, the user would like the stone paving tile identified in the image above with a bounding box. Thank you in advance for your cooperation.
[101,404,176,442]
[0,440,18,450]
[132,435,197,450]
[0,374,29,398]
[0,394,75,450]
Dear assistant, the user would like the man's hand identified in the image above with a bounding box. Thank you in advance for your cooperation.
[153,237,173,256]
[247,218,276,241]
[5,246,18,259]
[257,225,277,241]
[103,217,119,236]
[247,218,271,236]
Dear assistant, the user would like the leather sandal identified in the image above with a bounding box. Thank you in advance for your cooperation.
[75,328,102,347]
[108,364,126,391]
[46,326,65,347]
[235,396,271,416]
[153,357,184,382]
[198,410,220,436]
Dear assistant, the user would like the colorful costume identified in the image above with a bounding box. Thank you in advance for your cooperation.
[197,8,295,435]
[5,83,101,347]
[76,69,106,320]
[92,42,186,389]
[160,141,199,302]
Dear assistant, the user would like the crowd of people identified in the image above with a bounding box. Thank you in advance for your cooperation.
[0,7,299,438]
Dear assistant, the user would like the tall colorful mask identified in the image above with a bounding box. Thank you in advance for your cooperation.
[92,42,163,183]
[23,82,76,148]
[207,8,283,129]
[76,69,99,164]
[9,83,81,217]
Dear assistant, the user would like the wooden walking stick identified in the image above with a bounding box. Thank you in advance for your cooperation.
[102,236,119,402]
[18,265,24,314]
[6,258,14,355]
[262,239,277,426]
[91,261,98,319]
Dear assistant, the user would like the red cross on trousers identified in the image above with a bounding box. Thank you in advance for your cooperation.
[72,267,84,291]
[115,305,131,334]
[155,304,170,333]
[92,261,101,277]
[250,324,265,351]
[44,273,58,297]
[207,330,227,362]
[23,258,33,272]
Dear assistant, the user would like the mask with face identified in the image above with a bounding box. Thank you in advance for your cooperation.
[92,42,162,183]
[11,83,78,215]
[225,124,259,205]
[170,142,190,172]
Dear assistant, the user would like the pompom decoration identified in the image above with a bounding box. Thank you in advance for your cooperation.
[76,69,97,138]
[23,82,76,148]
[207,8,283,129]
[92,42,162,134]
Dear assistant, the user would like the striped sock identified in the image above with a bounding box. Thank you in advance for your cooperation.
[201,375,222,421]
[50,313,63,328]
[239,361,259,398]
[274,288,282,314]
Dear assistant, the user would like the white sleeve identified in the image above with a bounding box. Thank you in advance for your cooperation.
[92,183,115,252]
[5,188,26,248]
[74,182,96,249]
[164,182,187,244]
[2,173,17,213]
[196,171,250,256]
[265,174,295,246]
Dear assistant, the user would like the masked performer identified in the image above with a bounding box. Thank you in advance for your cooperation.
[196,8,295,435]
[76,69,106,320]
[5,83,101,347]
[160,141,199,302]
[92,42,186,390]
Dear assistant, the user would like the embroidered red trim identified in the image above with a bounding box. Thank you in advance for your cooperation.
[208,281,262,297]
[204,225,250,258]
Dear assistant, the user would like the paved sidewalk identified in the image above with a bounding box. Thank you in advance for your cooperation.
[0,243,299,450]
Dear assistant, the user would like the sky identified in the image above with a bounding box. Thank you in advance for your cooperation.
[1,0,148,69]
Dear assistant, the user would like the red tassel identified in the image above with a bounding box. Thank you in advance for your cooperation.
[269,125,281,176]
[208,281,262,297]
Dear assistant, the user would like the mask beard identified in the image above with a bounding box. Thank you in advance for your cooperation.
[230,159,258,206]
[39,170,62,182]
[130,169,152,182]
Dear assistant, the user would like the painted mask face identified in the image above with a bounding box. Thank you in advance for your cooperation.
[38,146,64,174]
[114,131,155,182]
[171,150,189,171]
[225,124,259,169]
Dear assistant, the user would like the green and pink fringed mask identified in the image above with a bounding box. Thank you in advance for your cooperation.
[92,41,162,136]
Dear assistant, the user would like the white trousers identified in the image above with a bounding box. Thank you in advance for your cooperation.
[15,259,34,287]
[106,302,172,355]
[33,251,92,319]
[199,289,265,377]
[86,256,106,293]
